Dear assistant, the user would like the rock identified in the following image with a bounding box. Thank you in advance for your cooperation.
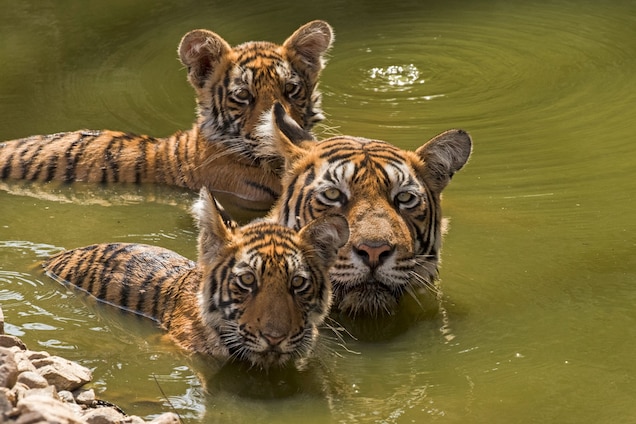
[22,385,57,399]
[35,355,92,391]
[0,347,18,388]
[14,351,37,373]
[74,388,96,405]
[11,382,30,402]
[127,416,148,424]
[82,406,127,424]
[149,412,181,424]
[16,394,86,424]
[58,390,75,403]
[0,335,26,350]
[26,350,50,361]
[0,387,14,415]
[0,311,174,423]
[17,371,49,389]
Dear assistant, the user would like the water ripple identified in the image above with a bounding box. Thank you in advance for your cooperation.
[323,2,636,142]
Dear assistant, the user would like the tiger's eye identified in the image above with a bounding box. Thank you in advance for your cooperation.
[234,88,251,101]
[285,82,300,96]
[238,273,256,288]
[324,188,341,201]
[396,192,415,204]
[291,276,307,290]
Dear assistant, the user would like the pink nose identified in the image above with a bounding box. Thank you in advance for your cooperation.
[355,242,394,269]
[262,332,286,346]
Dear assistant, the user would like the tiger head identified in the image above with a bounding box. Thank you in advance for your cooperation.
[268,104,472,317]
[178,21,333,166]
[192,187,348,368]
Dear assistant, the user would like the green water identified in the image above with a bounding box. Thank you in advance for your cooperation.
[1,0,636,422]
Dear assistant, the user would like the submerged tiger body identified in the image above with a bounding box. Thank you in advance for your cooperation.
[267,104,473,316]
[0,21,333,211]
[44,188,349,368]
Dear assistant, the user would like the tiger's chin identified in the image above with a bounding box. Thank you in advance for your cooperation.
[332,280,402,317]
[246,352,292,369]
[229,336,314,369]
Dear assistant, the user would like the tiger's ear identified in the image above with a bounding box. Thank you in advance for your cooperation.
[253,103,313,174]
[283,20,334,72]
[178,29,232,89]
[299,214,349,266]
[274,102,315,145]
[415,129,473,193]
[191,187,236,263]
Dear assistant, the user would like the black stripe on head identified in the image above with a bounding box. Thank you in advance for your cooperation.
[213,256,235,313]
[291,168,315,227]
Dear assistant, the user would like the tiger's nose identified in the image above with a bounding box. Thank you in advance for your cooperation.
[354,242,394,269]
[262,331,286,346]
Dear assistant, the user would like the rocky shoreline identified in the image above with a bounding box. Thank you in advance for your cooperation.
[0,306,179,424]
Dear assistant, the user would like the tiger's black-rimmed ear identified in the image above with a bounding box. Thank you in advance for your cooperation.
[253,102,314,174]
[283,20,334,72]
[415,129,473,193]
[192,187,236,264]
[299,214,349,266]
[274,102,315,145]
[178,29,232,89]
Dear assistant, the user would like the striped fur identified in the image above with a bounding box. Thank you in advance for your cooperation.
[267,103,473,316]
[0,21,333,212]
[44,188,348,369]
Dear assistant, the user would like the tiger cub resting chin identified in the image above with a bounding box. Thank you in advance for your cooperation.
[43,188,349,369]
[0,20,333,212]
[266,103,473,317]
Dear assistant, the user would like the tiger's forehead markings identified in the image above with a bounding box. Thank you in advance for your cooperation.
[229,60,292,89]
[316,137,410,188]
[232,44,289,73]
[385,161,420,189]
[240,226,300,259]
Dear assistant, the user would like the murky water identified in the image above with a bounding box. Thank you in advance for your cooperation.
[1,0,636,422]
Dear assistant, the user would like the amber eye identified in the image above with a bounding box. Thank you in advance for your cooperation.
[233,88,252,102]
[323,188,342,202]
[285,82,301,97]
[291,276,308,291]
[237,272,256,290]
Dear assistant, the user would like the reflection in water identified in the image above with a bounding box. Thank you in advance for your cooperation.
[368,64,424,89]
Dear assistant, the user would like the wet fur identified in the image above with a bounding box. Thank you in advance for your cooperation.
[44,188,348,368]
[267,103,472,316]
[0,21,333,211]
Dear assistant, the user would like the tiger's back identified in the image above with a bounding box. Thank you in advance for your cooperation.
[44,242,198,322]
[1,21,334,211]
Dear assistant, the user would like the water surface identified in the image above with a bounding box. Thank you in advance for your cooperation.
[1,0,635,422]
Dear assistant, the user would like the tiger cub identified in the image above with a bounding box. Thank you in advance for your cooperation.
[0,21,333,212]
[266,103,472,317]
[43,187,349,368]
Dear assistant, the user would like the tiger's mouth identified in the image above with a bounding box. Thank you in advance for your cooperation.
[332,278,403,317]
[232,334,313,369]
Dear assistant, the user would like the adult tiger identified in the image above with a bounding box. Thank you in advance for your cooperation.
[0,21,333,212]
[43,187,349,369]
[266,104,472,317]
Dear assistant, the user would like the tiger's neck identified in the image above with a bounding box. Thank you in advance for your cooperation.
[159,267,229,357]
